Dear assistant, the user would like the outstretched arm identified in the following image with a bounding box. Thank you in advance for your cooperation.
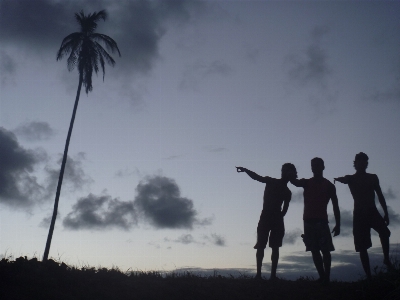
[334,176,350,184]
[330,185,341,236]
[374,176,389,225]
[236,167,268,183]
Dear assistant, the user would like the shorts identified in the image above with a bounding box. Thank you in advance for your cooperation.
[353,208,391,252]
[303,220,335,252]
[254,211,285,249]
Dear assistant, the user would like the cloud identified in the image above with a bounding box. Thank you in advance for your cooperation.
[0,50,16,85]
[291,191,303,203]
[371,88,400,102]
[328,206,400,237]
[63,193,137,230]
[44,152,93,198]
[175,233,196,244]
[383,187,397,201]
[134,175,211,229]
[179,60,232,91]
[204,233,226,246]
[286,26,331,86]
[327,209,353,237]
[387,206,400,227]
[284,25,337,115]
[0,127,47,208]
[205,146,228,153]
[14,121,55,142]
[283,228,303,245]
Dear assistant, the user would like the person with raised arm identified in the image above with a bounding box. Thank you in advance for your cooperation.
[334,152,392,280]
[289,157,340,285]
[236,163,297,280]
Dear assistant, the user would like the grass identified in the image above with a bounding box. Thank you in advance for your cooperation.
[0,255,399,300]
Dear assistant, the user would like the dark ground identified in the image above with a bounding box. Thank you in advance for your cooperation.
[1,257,399,300]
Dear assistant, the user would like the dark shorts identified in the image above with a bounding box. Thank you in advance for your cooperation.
[254,211,285,249]
[303,220,335,252]
[353,208,391,252]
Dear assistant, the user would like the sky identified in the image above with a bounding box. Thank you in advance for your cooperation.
[0,0,400,282]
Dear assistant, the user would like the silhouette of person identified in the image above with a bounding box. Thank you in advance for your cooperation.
[289,157,340,285]
[334,152,392,280]
[236,163,297,280]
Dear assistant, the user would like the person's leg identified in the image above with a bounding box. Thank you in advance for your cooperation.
[321,251,331,283]
[311,250,325,280]
[371,211,393,269]
[359,249,372,280]
[270,247,279,280]
[380,234,393,269]
[255,248,265,279]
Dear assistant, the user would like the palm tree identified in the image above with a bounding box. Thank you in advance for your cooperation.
[43,10,121,261]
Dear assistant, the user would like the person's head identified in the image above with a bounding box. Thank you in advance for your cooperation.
[281,163,297,181]
[311,157,325,175]
[353,152,368,171]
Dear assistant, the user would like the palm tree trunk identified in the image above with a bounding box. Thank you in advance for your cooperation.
[43,73,83,261]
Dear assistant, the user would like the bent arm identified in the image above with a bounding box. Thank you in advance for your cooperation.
[289,178,306,188]
[330,186,341,236]
[374,176,389,225]
[281,199,290,217]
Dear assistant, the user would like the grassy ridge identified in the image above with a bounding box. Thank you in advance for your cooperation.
[1,256,399,300]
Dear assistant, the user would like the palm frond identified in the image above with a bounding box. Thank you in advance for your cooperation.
[92,33,121,56]
[56,32,81,60]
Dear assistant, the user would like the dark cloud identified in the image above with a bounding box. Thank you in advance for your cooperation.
[0,127,47,208]
[283,228,302,245]
[44,152,92,198]
[179,60,232,91]
[14,121,55,142]
[63,193,137,230]
[134,175,211,229]
[278,246,397,281]
[0,0,205,88]
[0,127,93,209]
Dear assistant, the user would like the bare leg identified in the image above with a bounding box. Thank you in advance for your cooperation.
[359,249,372,280]
[311,250,325,280]
[321,251,331,283]
[380,235,393,269]
[270,247,279,280]
[256,248,264,279]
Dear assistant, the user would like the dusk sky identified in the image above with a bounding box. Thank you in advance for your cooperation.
[1,0,399,281]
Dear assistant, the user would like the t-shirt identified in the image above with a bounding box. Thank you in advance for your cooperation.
[301,177,334,221]
[244,170,291,216]
[343,173,379,212]
[262,177,292,214]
